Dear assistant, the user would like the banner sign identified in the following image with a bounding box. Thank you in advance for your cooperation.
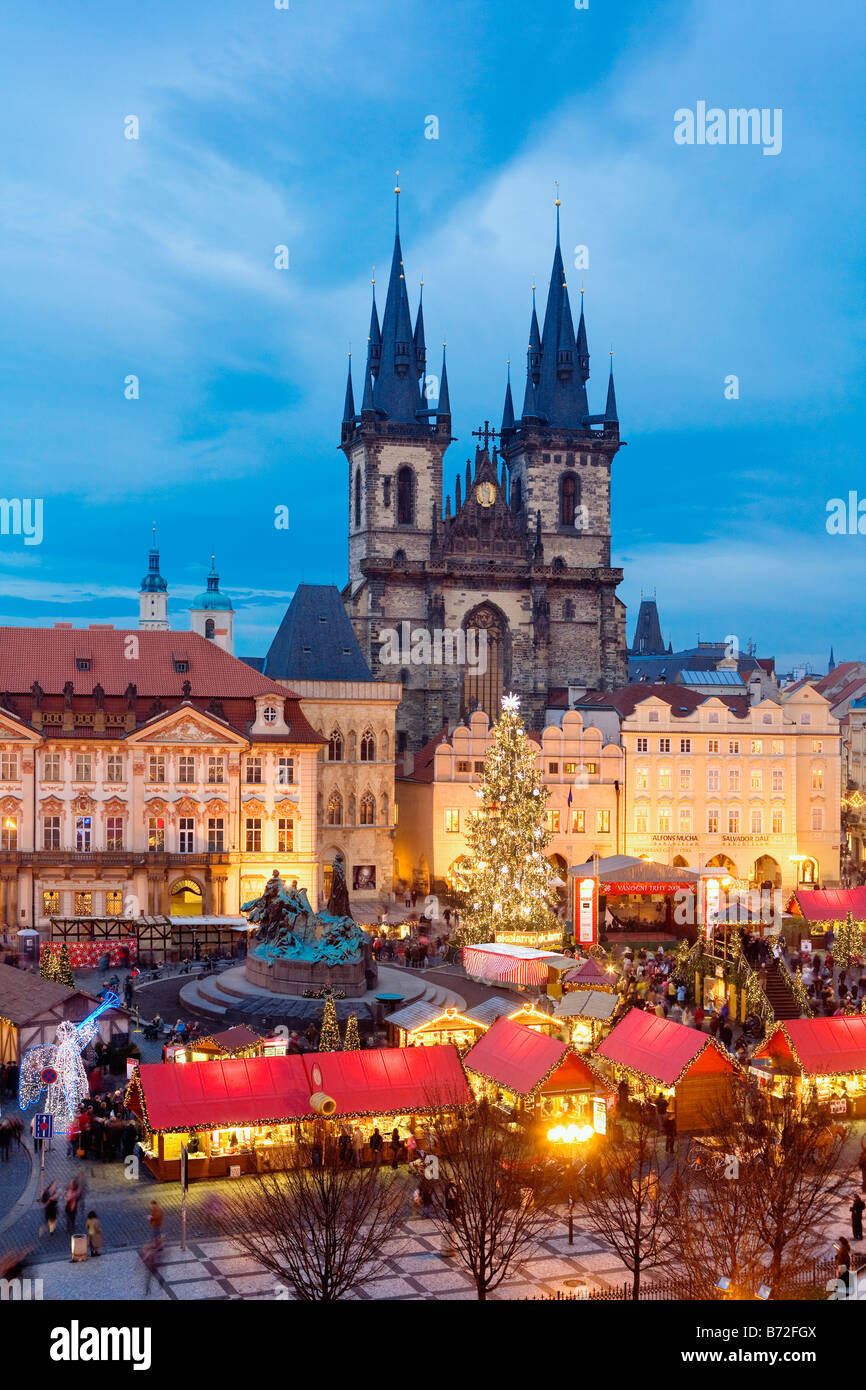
[601,881,695,896]
[574,876,597,946]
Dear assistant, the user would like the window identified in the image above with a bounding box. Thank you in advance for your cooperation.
[658,768,672,790]
[707,809,719,834]
[728,769,740,792]
[811,807,823,831]
[148,756,165,783]
[750,809,763,834]
[360,793,375,826]
[750,739,763,755]
[105,890,123,917]
[245,757,263,784]
[771,769,783,793]
[812,767,824,791]
[177,756,195,783]
[811,739,823,754]
[43,890,60,916]
[636,738,648,752]
[728,809,740,834]
[658,738,670,752]
[584,762,599,776]
[173,658,189,674]
[278,817,294,851]
[679,767,692,791]
[547,810,561,833]
[762,713,772,725]
[679,738,691,753]
[657,808,671,833]
[75,816,91,852]
[772,739,784,755]
[728,740,740,754]
[245,818,262,852]
[327,792,343,827]
[707,768,720,792]
[564,762,577,775]
[277,757,295,786]
[207,819,225,852]
[74,891,92,917]
[596,810,611,834]
[634,808,649,834]
[354,469,362,527]
[445,809,460,833]
[360,730,376,762]
[43,816,61,849]
[1,816,17,850]
[205,619,215,640]
[456,760,470,773]
[328,730,344,762]
[0,753,19,779]
[559,473,579,527]
[179,818,195,854]
[43,752,61,781]
[772,809,784,834]
[707,739,719,753]
[679,807,693,834]
[635,768,649,790]
[648,711,659,724]
[106,754,124,782]
[75,657,90,672]
[262,705,278,726]
[750,769,763,792]
[396,466,415,525]
[74,753,93,781]
[207,757,225,784]
[801,712,812,726]
[148,817,165,852]
[548,762,559,774]
[106,817,124,851]
[707,711,720,724]
[571,809,585,833]
[473,761,485,773]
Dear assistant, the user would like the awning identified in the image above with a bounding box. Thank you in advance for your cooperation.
[791,888,866,923]
[756,1017,866,1077]
[569,856,700,886]
[127,1045,470,1132]
[463,1017,568,1097]
[595,1008,735,1087]
[462,942,560,987]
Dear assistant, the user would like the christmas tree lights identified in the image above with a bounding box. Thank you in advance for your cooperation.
[56,943,75,987]
[454,693,559,947]
[318,995,341,1052]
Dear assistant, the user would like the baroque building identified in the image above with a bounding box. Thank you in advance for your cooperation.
[341,190,627,752]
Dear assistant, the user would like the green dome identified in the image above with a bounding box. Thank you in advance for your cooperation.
[141,548,167,593]
[193,563,233,611]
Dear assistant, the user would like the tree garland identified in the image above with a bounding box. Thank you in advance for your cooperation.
[343,1014,361,1051]
[318,997,341,1052]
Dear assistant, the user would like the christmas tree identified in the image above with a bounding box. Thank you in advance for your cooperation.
[40,944,59,981]
[454,693,559,947]
[343,1013,361,1050]
[56,943,75,988]
[318,995,341,1052]
[834,911,864,969]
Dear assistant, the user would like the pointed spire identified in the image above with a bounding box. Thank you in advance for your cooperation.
[437,343,451,419]
[445,493,451,518]
[530,193,588,428]
[528,285,541,384]
[829,646,836,673]
[413,277,426,379]
[342,354,355,424]
[501,359,515,434]
[466,459,472,492]
[367,273,381,378]
[372,173,425,423]
[604,352,618,424]
[455,474,462,510]
[576,286,589,382]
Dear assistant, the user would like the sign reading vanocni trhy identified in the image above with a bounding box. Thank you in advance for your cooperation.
[601,881,695,896]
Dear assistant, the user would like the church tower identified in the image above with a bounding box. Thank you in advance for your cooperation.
[139,530,169,630]
[190,557,234,654]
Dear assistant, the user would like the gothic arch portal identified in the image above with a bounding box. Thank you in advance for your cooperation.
[462,601,510,721]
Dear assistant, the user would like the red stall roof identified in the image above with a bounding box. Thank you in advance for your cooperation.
[463,1017,569,1097]
[563,958,616,990]
[127,1046,469,1132]
[595,1008,735,1086]
[792,887,866,923]
[756,1017,866,1076]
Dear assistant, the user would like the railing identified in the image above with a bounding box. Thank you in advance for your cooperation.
[524,1253,864,1301]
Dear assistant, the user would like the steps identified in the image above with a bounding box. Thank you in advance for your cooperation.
[179,963,465,1023]
[761,959,803,1021]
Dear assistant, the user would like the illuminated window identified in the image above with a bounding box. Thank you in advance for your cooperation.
[571,809,585,833]
[596,810,611,834]
[106,754,124,782]
[43,752,61,781]
[707,809,719,834]
[148,817,165,852]
[105,890,123,917]
[547,810,561,833]
[75,753,93,781]
[707,739,719,753]
[43,890,60,916]
[750,769,763,792]
[178,756,196,783]
[728,809,740,834]
[328,730,344,762]
[772,769,783,793]
[74,891,92,917]
[43,816,61,850]
[635,768,649,790]
[679,807,692,834]
[106,817,124,851]
[728,740,740,754]
[207,818,225,852]
[207,757,225,784]
[75,816,91,852]
[679,768,692,791]
[657,808,671,833]
[750,740,763,755]
[245,818,262,852]
[750,809,763,834]
[0,753,19,779]
[327,792,343,826]
[584,762,599,775]
[634,808,648,833]
[658,768,672,790]
[245,757,263,784]
[278,817,294,852]
[811,767,824,791]
[772,809,783,834]
[772,740,784,755]
[360,793,375,826]
[564,762,577,775]
[444,808,460,833]
[148,756,165,783]
[1,817,17,850]
[811,739,823,754]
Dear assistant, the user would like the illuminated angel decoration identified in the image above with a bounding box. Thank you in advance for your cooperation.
[19,992,119,1133]
[501,692,520,713]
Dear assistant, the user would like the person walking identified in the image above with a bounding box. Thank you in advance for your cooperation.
[64,1179,80,1234]
[41,1183,59,1236]
[858,1144,866,1194]
[852,1193,865,1242]
[369,1127,383,1167]
[390,1127,401,1169]
[663,1113,677,1157]
[148,1200,164,1237]
[0,1121,10,1163]
[351,1125,364,1168]
[85,1210,103,1257]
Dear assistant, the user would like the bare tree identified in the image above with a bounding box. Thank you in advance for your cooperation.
[216,1135,404,1300]
[575,1107,680,1299]
[425,1103,563,1300]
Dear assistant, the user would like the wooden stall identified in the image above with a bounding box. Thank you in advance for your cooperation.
[754,1017,866,1118]
[167,1025,286,1065]
[463,1016,610,1136]
[593,1007,738,1132]
[562,957,617,994]
[386,1002,487,1050]
[554,989,619,1050]
[0,962,129,1065]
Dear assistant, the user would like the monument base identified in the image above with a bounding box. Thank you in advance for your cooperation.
[245,951,368,998]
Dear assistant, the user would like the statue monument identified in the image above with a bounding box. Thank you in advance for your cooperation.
[242,856,377,998]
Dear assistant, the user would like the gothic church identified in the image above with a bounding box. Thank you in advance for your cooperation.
[341,190,627,751]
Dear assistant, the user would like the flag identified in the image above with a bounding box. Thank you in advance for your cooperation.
[567,788,573,807]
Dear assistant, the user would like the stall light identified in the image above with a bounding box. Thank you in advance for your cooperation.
[548,1123,593,1145]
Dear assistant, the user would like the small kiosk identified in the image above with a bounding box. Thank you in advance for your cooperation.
[463,1016,609,1136]
[554,990,619,1050]
[754,1017,866,1118]
[594,1007,738,1131]
[386,1002,487,1051]
[167,1025,285,1065]
[562,957,617,994]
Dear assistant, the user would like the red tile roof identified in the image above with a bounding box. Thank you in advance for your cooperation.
[574,685,751,721]
[792,887,866,922]
[756,1017,866,1076]
[595,1008,734,1086]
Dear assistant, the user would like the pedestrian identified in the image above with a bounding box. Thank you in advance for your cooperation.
[41,1183,59,1235]
[663,1113,676,1156]
[64,1179,80,1233]
[852,1193,865,1242]
[85,1210,103,1256]
[351,1125,364,1167]
[859,1147,866,1194]
[370,1126,383,1166]
[390,1127,401,1169]
[148,1200,164,1236]
[142,1235,164,1295]
[0,1121,10,1163]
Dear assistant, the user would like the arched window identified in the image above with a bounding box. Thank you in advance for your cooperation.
[396,466,415,525]
[354,469,362,528]
[360,729,376,761]
[360,792,375,826]
[327,729,343,762]
[327,791,343,825]
[560,474,579,527]
[463,603,508,720]
[205,618,215,640]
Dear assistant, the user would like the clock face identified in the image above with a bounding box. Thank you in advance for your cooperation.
[475,481,496,508]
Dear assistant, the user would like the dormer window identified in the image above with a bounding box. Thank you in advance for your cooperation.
[75,658,91,672]
[173,659,189,674]
[262,705,278,725]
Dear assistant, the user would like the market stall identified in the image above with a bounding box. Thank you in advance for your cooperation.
[789,888,866,947]
[562,957,617,994]
[126,1044,471,1180]
[554,990,619,1050]
[386,1002,487,1050]
[593,1007,738,1131]
[463,1016,610,1135]
[753,1016,866,1118]
[167,1025,286,1065]
[462,942,564,989]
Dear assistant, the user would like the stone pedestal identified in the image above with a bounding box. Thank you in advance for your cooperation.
[245,951,367,998]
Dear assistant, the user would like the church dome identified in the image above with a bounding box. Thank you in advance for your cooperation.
[140,547,167,593]
[192,562,233,611]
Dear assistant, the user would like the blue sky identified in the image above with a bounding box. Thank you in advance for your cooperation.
[0,0,863,670]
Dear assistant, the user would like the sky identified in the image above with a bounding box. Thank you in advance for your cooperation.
[0,0,863,671]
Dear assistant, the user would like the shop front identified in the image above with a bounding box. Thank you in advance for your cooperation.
[166,1025,286,1065]
[126,1045,471,1181]
[754,1017,866,1119]
[386,1002,487,1051]
[554,990,619,1051]
[569,856,701,943]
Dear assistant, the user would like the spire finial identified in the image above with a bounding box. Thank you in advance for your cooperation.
[554,182,561,244]
[371,264,375,286]
[394,171,400,233]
